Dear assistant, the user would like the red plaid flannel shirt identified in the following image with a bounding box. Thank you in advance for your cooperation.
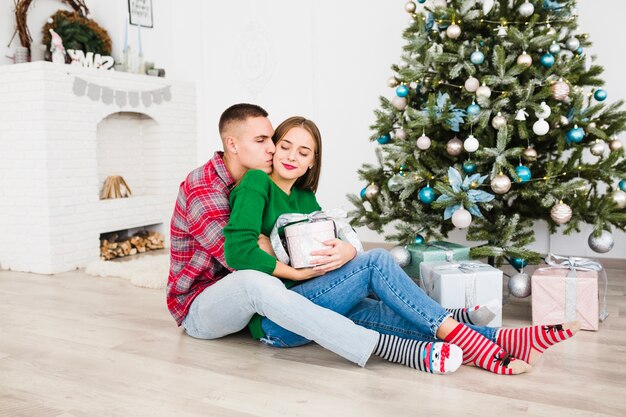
[167,152,235,325]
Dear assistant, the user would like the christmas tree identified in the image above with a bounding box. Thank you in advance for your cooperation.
[348,0,626,266]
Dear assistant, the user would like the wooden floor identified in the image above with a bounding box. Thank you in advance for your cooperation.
[1,257,625,417]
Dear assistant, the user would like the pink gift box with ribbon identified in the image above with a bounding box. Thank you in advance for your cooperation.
[531,254,609,331]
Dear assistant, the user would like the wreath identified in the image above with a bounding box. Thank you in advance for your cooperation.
[12,0,111,57]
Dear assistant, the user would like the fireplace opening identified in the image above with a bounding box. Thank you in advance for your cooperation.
[100,224,165,260]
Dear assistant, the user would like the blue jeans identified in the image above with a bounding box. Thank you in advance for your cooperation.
[260,249,498,347]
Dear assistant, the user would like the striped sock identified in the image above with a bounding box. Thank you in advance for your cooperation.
[446,299,501,325]
[496,321,580,365]
[373,333,462,374]
[443,323,531,375]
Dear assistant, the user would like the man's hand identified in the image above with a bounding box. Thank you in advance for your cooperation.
[310,239,356,273]
[258,234,276,257]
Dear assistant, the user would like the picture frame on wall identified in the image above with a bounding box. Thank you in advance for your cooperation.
[128,0,153,28]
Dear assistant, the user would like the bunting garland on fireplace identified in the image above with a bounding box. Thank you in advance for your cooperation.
[71,76,171,107]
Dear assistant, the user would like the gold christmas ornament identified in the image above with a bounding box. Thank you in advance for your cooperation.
[387,76,399,88]
[612,190,626,209]
[609,139,623,152]
[522,147,538,161]
[365,184,380,200]
[491,112,507,130]
[404,1,417,13]
[446,137,463,156]
[491,173,512,194]
[550,201,573,224]
[551,79,570,101]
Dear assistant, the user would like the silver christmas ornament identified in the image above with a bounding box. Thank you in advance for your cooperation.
[491,173,512,194]
[365,184,380,200]
[395,128,407,140]
[451,207,472,228]
[476,85,492,98]
[518,1,535,17]
[446,24,461,39]
[387,175,404,193]
[392,96,407,110]
[612,190,626,209]
[533,119,550,136]
[416,134,432,150]
[508,273,531,298]
[522,147,538,162]
[464,76,480,92]
[404,1,417,13]
[390,246,411,267]
[387,76,399,88]
[590,140,606,156]
[566,37,581,51]
[588,230,614,253]
[550,201,573,224]
[610,139,624,152]
[446,137,463,156]
[463,135,479,153]
[516,52,533,67]
[491,112,507,130]
[551,79,570,101]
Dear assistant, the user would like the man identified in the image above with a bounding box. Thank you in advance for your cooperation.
[165,103,464,374]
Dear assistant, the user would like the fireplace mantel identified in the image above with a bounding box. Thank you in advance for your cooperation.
[0,62,197,274]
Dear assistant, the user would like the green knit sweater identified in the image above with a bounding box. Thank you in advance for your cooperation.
[223,169,321,339]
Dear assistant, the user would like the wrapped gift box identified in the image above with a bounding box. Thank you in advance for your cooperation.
[419,261,503,327]
[284,219,336,268]
[531,267,599,331]
[403,241,470,280]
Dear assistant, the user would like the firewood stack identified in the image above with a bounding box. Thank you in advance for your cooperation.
[100,231,165,260]
[100,175,132,199]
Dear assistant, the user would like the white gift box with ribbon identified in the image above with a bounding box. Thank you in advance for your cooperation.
[420,260,503,327]
[270,209,364,269]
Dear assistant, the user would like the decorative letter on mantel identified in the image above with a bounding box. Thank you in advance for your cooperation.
[67,49,115,70]
[72,76,171,107]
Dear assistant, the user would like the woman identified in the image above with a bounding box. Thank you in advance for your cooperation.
[224,116,579,375]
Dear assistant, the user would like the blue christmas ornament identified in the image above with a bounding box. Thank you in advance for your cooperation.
[549,43,561,54]
[360,187,367,199]
[576,47,584,55]
[418,186,436,204]
[467,102,481,116]
[509,257,528,271]
[414,234,425,245]
[462,161,477,174]
[470,51,485,65]
[594,89,607,102]
[377,134,391,144]
[619,180,626,191]
[515,165,532,183]
[396,85,409,98]
[417,0,426,3]
[566,126,585,143]
[540,53,555,68]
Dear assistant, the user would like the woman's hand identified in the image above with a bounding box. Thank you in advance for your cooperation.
[310,239,356,273]
[293,267,325,281]
[272,261,325,281]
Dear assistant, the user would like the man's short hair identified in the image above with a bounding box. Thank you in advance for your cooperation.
[218,103,269,137]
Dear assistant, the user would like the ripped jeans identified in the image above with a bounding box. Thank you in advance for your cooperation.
[260,248,498,347]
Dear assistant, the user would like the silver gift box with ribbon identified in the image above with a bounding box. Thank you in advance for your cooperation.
[419,260,503,327]
[531,254,609,331]
[270,209,364,269]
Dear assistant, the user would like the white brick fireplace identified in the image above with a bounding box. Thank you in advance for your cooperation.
[0,62,197,274]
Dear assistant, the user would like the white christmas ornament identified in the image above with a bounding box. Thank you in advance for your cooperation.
[446,24,461,39]
[590,140,606,156]
[612,190,626,209]
[463,135,479,152]
[395,128,407,140]
[516,52,532,67]
[518,1,535,17]
[452,207,472,228]
[491,112,507,130]
[392,96,407,110]
[491,173,512,194]
[566,37,580,51]
[515,108,529,121]
[416,133,432,150]
[476,85,492,98]
[464,76,480,92]
[535,102,551,119]
[550,201,573,224]
[404,1,417,13]
[533,119,550,136]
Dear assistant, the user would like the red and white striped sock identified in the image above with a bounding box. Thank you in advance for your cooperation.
[496,321,580,365]
[444,323,531,375]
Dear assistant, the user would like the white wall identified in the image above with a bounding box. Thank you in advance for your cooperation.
[2,0,624,258]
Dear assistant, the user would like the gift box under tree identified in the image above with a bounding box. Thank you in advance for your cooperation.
[531,254,609,331]
[403,241,470,280]
[419,260,503,327]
